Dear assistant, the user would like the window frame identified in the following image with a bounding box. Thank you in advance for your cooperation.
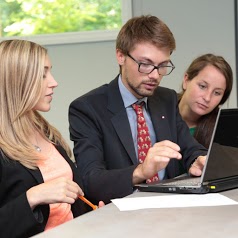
[0,0,132,46]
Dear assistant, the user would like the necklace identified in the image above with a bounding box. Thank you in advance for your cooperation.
[34,145,41,152]
[33,133,41,152]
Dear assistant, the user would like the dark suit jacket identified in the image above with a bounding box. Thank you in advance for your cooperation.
[0,145,88,238]
[69,76,207,204]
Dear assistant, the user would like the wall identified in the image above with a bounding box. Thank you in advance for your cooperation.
[132,0,236,106]
[42,41,118,150]
[43,0,237,150]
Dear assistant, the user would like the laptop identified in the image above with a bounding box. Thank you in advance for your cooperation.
[135,108,238,194]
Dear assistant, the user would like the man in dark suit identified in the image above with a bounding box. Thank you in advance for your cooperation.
[69,15,207,205]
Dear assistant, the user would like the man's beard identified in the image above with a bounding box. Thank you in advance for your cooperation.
[128,81,156,98]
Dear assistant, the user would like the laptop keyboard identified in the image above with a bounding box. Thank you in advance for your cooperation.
[161,177,201,186]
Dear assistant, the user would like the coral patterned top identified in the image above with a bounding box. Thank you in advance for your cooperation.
[37,144,73,230]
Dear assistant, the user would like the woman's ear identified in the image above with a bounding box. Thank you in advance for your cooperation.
[182,73,189,90]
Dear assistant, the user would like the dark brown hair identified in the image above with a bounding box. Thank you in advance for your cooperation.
[116,15,176,55]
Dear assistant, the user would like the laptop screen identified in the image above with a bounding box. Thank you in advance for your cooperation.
[203,108,238,182]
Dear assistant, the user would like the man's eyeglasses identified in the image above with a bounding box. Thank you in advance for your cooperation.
[127,53,175,76]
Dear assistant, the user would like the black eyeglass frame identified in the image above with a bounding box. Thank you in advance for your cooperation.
[127,53,175,76]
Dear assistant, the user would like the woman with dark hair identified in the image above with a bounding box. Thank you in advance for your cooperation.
[178,53,233,148]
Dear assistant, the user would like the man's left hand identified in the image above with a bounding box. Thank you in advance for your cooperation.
[189,155,207,176]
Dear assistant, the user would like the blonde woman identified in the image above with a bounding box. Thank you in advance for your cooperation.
[0,40,102,237]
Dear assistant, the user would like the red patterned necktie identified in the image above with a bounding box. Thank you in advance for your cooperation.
[132,102,159,183]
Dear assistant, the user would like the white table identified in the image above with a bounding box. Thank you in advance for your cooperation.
[34,189,238,238]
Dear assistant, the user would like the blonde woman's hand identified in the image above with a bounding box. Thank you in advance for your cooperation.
[26,177,84,210]
[98,201,105,208]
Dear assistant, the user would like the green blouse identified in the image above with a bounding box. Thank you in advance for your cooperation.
[189,127,196,136]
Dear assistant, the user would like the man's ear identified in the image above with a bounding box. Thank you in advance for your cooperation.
[116,49,126,65]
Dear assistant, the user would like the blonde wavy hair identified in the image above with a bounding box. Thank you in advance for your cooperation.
[0,39,71,169]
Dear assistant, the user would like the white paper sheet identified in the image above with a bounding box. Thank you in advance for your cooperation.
[111,194,238,211]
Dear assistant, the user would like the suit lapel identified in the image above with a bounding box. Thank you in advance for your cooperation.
[56,145,82,186]
[107,77,137,165]
[148,90,176,176]
[148,93,172,142]
[27,166,44,184]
